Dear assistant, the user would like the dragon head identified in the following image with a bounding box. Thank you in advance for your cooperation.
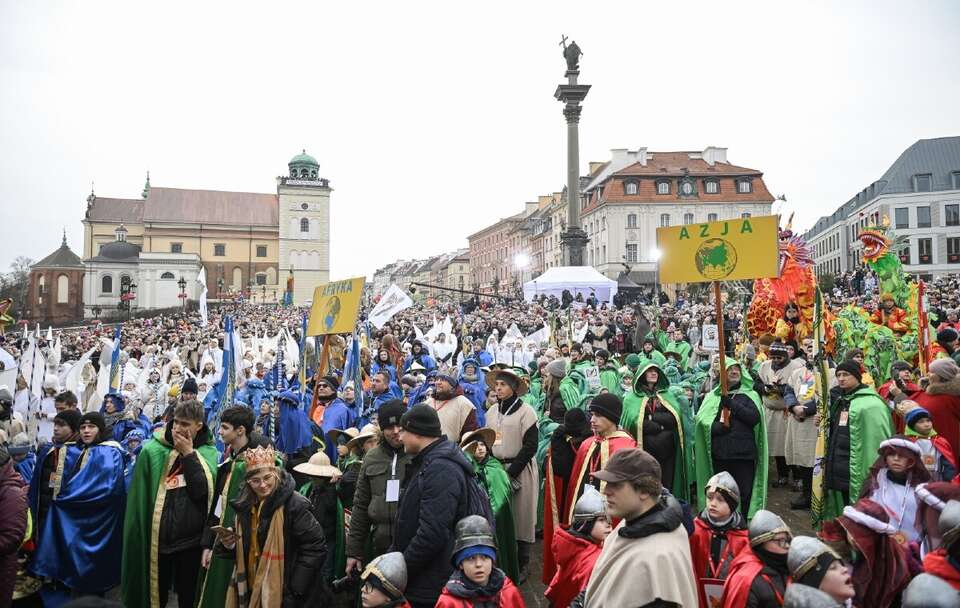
[858,216,892,263]
[778,213,813,274]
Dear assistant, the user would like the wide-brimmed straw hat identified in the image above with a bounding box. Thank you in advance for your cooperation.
[460,428,497,451]
[346,424,379,450]
[484,364,530,397]
[328,427,359,445]
[294,450,342,478]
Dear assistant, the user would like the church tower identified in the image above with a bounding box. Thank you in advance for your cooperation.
[277,150,332,305]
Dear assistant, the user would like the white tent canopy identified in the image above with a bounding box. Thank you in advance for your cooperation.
[523,266,618,303]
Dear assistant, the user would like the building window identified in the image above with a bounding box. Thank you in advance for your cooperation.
[737,179,752,194]
[257,245,268,257]
[626,244,638,263]
[56,274,69,303]
[945,203,959,227]
[214,243,226,256]
[953,172,960,190]
[300,218,310,233]
[256,273,267,286]
[160,271,175,279]
[656,180,670,195]
[917,206,931,228]
[918,238,933,264]
[704,180,719,194]
[101,275,113,293]
[627,214,637,228]
[741,212,752,219]
[170,242,183,253]
[624,180,638,195]
[947,237,960,263]
[707,213,718,222]
[660,214,671,227]
[683,213,694,225]
[914,174,932,192]
[894,207,909,229]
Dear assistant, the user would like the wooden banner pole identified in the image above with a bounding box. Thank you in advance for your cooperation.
[309,335,331,424]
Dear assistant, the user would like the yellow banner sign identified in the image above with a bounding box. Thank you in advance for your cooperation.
[307,277,366,335]
[656,215,780,284]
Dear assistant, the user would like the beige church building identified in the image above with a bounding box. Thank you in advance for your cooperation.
[80,151,330,316]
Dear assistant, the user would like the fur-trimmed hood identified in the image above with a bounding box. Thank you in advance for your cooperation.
[927,375,960,397]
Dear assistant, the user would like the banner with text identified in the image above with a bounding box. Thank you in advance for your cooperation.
[307,277,366,336]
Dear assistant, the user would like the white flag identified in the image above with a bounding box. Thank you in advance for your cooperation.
[197,267,209,327]
[368,284,413,329]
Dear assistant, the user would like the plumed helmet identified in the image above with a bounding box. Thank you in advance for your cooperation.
[902,573,960,608]
[748,510,792,547]
[360,551,407,599]
[705,471,741,507]
[787,536,840,581]
[573,485,605,522]
[939,500,960,549]
[452,515,496,555]
[782,583,842,608]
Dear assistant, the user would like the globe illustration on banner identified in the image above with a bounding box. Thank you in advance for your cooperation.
[695,238,738,280]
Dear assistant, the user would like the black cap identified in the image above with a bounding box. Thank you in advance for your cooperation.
[592,448,661,483]
[588,393,623,425]
[79,411,106,436]
[319,375,340,391]
[836,361,862,382]
[937,328,959,346]
[181,378,199,395]
[378,399,407,429]
[54,409,82,432]
[400,404,442,438]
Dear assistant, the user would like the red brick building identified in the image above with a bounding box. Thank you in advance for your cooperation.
[28,234,85,325]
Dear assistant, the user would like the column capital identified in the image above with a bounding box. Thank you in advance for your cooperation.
[563,104,583,123]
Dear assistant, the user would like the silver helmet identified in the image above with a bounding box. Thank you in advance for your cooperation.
[940,500,960,549]
[705,471,741,507]
[748,510,792,547]
[782,583,842,608]
[787,536,841,582]
[573,484,605,522]
[360,552,407,600]
[902,573,960,608]
[452,515,496,555]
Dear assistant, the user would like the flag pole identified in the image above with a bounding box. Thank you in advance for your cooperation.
[713,281,731,428]
[309,334,331,424]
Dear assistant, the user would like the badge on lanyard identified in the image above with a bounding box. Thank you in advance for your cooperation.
[494,430,503,447]
[838,410,849,427]
[386,479,400,502]
[166,474,186,490]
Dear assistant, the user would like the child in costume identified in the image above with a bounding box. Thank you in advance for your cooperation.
[545,485,611,608]
[689,472,749,608]
[901,402,957,482]
[359,552,411,608]
[435,515,524,608]
[859,436,932,544]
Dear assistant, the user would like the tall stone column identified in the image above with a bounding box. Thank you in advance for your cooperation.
[554,44,591,267]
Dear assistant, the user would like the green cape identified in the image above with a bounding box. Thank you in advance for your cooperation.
[197,453,248,608]
[559,369,589,411]
[620,362,688,501]
[468,453,520,583]
[121,428,218,608]
[821,385,893,520]
[666,340,692,369]
[693,359,768,519]
[298,481,347,580]
[599,363,622,397]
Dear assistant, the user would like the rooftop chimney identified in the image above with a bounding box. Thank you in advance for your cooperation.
[702,146,728,166]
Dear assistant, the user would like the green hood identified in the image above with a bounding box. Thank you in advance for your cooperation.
[717,357,754,393]
[632,361,669,394]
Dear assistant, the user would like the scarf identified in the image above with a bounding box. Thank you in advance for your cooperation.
[444,568,506,608]
[227,502,285,608]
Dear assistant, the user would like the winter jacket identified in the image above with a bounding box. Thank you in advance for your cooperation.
[545,527,602,608]
[0,460,28,607]
[221,471,327,606]
[158,423,214,553]
[911,376,960,458]
[390,437,475,607]
[346,441,412,560]
[435,569,525,608]
[710,390,761,461]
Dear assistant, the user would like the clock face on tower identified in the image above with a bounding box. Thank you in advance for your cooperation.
[301,203,309,210]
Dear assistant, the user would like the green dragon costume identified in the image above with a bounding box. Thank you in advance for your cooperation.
[620,362,689,501]
[693,359,768,519]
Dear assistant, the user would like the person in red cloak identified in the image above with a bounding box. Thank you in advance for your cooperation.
[879,361,919,433]
[819,498,913,607]
[690,472,749,608]
[544,485,610,608]
[871,293,910,335]
[915,482,960,555]
[720,510,792,608]
[541,408,592,585]
[922,499,960,591]
[910,359,960,459]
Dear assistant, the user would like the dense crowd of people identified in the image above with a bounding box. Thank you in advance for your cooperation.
[0,269,960,607]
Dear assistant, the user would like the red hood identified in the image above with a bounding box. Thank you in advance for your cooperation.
[551,527,602,569]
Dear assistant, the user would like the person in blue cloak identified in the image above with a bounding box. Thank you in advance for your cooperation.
[402,340,437,374]
[458,358,487,427]
[32,411,127,595]
[320,377,359,462]
[362,370,404,427]
[28,409,82,544]
[275,389,314,470]
[405,369,436,408]
[121,428,145,490]
[372,349,398,382]
[7,432,35,484]
[102,392,153,444]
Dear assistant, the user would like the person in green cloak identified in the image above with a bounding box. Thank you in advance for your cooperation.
[621,353,643,381]
[620,361,688,500]
[666,328,692,370]
[638,336,667,368]
[197,405,270,608]
[121,399,219,608]
[594,349,623,397]
[294,448,346,598]
[694,358,768,519]
[821,360,893,521]
[459,428,521,584]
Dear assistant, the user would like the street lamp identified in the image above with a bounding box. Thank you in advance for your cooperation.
[177,277,187,308]
[513,253,530,297]
[650,248,662,304]
[119,280,137,319]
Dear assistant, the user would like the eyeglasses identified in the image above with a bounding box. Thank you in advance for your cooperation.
[247,474,276,487]
[316,383,330,389]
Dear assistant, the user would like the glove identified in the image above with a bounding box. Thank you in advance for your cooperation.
[719,395,733,410]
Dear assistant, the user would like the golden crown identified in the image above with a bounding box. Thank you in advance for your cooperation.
[242,445,278,471]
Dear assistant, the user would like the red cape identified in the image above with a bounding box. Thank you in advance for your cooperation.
[911,388,960,460]
[435,575,525,608]
[541,448,565,584]
[689,519,750,608]
[720,550,766,608]
[545,528,602,608]
[923,549,960,591]
[561,432,637,527]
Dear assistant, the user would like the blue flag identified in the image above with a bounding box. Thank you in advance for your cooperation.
[204,316,236,428]
[108,325,122,391]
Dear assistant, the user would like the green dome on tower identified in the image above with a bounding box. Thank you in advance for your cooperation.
[288,149,320,179]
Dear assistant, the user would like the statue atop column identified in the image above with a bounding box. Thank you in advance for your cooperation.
[560,35,582,72]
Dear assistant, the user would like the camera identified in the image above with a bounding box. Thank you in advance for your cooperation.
[331,569,361,593]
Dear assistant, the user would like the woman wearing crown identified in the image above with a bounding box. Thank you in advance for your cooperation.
[215,445,328,607]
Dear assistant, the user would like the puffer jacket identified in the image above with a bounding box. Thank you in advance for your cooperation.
[158,423,214,553]
[0,459,27,607]
[345,441,411,560]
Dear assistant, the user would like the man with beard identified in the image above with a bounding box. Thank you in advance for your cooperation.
[424,373,477,444]
[758,341,806,489]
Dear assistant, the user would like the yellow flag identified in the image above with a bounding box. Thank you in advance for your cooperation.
[306,277,365,336]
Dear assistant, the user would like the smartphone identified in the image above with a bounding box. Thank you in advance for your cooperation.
[210,525,234,538]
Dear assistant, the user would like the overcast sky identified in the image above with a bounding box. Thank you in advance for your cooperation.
[2,1,958,279]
